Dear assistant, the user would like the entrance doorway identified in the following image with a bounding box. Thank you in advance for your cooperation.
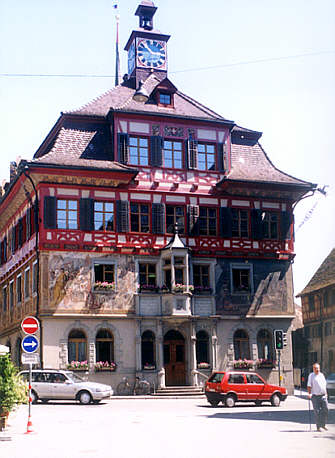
[164,330,186,386]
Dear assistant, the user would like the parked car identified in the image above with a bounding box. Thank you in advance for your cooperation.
[205,371,288,407]
[19,369,113,405]
[326,373,335,399]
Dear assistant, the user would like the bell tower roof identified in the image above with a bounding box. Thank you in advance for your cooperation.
[135,1,157,30]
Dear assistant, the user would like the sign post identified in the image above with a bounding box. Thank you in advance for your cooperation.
[21,316,40,434]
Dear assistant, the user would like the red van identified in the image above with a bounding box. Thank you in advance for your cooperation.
[205,371,287,407]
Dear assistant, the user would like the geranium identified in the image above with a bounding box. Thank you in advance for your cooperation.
[67,360,88,370]
[94,361,117,371]
[94,281,115,291]
[233,359,254,369]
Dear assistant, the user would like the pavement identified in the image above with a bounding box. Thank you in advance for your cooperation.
[1,389,334,458]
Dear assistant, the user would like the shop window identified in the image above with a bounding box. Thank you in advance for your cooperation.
[166,205,185,233]
[130,203,149,233]
[68,330,87,363]
[232,209,249,238]
[129,136,149,166]
[163,140,182,169]
[141,330,156,369]
[96,329,114,363]
[94,201,114,231]
[233,329,250,360]
[57,199,78,229]
[196,330,209,365]
[198,143,216,170]
[257,329,274,360]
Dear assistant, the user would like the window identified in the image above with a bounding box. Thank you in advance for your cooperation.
[308,295,315,312]
[159,93,171,105]
[233,329,250,360]
[57,199,78,229]
[196,330,209,365]
[325,322,332,337]
[24,268,30,300]
[166,205,185,233]
[199,207,217,236]
[9,281,14,311]
[324,290,330,307]
[257,329,274,360]
[175,267,184,284]
[139,263,156,287]
[17,276,22,303]
[232,209,249,238]
[68,330,87,363]
[94,201,114,231]
[232,266,251,294]
[193,265,210,292]
[130,203,149,233]
[94,263,115,289]
[96,329,114,363]
[141,330,155,369]
[32,262,38,294]
[262,212,279,239]
[163,140,182,169]
[129,136,149,166]
[304,326,310,338]
[2,286,7,313]
[198,143,216,170]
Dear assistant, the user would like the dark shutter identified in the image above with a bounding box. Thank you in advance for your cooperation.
[187,205,199,236]
[220,207,232,238]
[217,143,225,172]
[3,236,7,262]
[32,201,38,234]
[150,136,163,167]
[26,207,31,240]
[117,133,129,164]
[10,226,16,253]
[280,211,292,240]
[152,203,165,234]
[18,218,23,248]
[223,140,229,172]
[185,140,198,169]
[44,196,57,229]
[116,200,129,233]
[251,209,263,240]
[79,198,94,231]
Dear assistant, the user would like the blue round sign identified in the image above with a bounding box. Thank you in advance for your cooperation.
[22,335,39,354]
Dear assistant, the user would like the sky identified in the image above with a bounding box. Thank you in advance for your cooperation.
[1,0,334,301]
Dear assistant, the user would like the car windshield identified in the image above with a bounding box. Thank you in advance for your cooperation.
[65,371,84,383]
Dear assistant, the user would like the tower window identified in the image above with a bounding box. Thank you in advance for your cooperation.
[159,93,171,105]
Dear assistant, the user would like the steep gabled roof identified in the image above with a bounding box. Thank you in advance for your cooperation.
[297,248,335,296]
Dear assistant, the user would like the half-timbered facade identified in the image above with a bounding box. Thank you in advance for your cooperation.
[0,2,315,393]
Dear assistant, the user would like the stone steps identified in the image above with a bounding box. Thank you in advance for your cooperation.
[154,386,204,397]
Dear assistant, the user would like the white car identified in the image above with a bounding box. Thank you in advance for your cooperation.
[19,369,113,404]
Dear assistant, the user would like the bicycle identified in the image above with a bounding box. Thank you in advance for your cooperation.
[116,376,151,396]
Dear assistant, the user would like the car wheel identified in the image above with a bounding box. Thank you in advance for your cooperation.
[78,391,92,405]
[30,390,38,404]
[208,399,220,407]
[271,394,281,407]
[225,395,236,408]
[255,400,262,406]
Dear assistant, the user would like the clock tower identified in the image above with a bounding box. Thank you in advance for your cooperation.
[124,1,170,88]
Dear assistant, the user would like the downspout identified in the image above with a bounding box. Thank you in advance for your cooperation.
[22,168,42,368]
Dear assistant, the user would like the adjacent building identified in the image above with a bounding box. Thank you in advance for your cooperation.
[297,248,335,374]
[0,1,316,393]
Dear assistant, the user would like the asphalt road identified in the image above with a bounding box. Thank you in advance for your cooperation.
[1,393,334,458]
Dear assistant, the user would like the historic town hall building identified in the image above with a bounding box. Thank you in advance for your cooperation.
[0,2,315,393]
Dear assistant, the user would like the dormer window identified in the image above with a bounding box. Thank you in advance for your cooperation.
[159,93,171,105]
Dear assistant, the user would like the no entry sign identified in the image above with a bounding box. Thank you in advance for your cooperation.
[21,316,39,335]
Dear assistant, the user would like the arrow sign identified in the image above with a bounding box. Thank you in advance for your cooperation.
[22,335,39,354]
[21,316,39,335]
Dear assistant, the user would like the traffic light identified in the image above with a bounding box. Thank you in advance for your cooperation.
[274,330,284,350]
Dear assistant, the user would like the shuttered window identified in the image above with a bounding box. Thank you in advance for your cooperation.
[163,140,182,169]
[130,203,149,233]
[117,133,129,164]
[220,207,232,238]
[199,207,217,236]
[116,201,129,233]
[280,211,292,240]
[94,201,114,231]
[57,200,78,229]
[187,205,199,236]
[251,209,263,240]
[186,139,198,169]
[166,205,185,234]
[152,203,165,234]
[44,196,57,229]
[261,211,279,239]
[79,198,94,231]
[232,209,249,238]
[129,137,149,166]
[198,143,216,171]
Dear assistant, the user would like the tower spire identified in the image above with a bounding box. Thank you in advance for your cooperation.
[114,2,121,86]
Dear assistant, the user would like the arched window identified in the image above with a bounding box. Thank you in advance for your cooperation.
[68,330,87,363]
[15,337,22,368]
[141,330,155,369]
[96,329,114,363]
[233,329,250,360]
[196,330,209,365]
[257,329,274,361]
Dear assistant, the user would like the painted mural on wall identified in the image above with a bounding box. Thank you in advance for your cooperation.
[48,253,136,314]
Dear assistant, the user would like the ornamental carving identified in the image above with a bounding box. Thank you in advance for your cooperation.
[164,126,184,137]
[152,125,160,136]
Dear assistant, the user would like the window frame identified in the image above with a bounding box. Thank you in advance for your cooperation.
[128,136,149,166]
[232,208,249,238]
[68,330,87,363]
[262,211,279,239]
[9,280,14,311]
[230,263,253,295]
[233,329,251,360]
[56,199,78,230]
[93,261,116,291]
[17,274,22,304]
[162,139,183,169]
[165,205,185,234]
[197,142,216,171]
[138,262,157,288]
[24,267,30,301]
[199,206,217,236]
[94,201,115,232]
[95,329,115,363]
[130,202,150,233]
[2,286,7,313]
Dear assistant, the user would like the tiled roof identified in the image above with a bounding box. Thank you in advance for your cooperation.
[67,74,231,122]
[228,142,312,186]
[297,248,335,296]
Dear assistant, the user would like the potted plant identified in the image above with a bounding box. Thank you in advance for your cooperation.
[93,281,115,292]
[66,360,89,371]
[94,361,117,372]
[233,359,254,369]
[0,354,27,431]
[143,363,156,370]
[173,284,193,293]
[197,362,211,369]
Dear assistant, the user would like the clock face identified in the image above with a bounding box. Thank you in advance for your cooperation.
[137,39,166,69]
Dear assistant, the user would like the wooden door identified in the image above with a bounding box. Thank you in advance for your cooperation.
[164,339,186,386]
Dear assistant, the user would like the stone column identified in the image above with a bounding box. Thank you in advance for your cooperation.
[135,320,142,372]
[157,320,165,388]
[191,322,198,386]
[211,322,218,370]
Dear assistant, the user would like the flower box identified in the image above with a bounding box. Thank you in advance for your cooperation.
[197,362,211,369]
[67,361,89,371]
[93,281,115,292]
[143,364,156,370]
[139,285,158,293]
[256,359,276,369]
[233,359,254,369]
[94,362,117,372]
